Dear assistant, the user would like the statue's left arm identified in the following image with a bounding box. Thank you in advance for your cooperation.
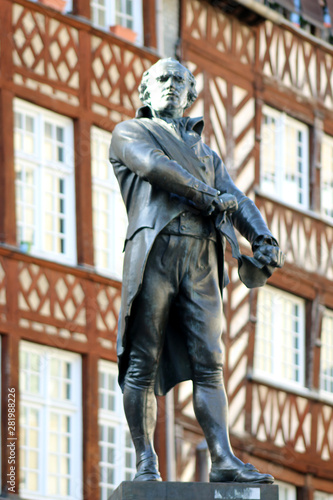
[213,152,285,268]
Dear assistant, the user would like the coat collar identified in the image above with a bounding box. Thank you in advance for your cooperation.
[135,105,205,137]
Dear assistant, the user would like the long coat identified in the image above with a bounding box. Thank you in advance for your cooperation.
[109,106,274,395]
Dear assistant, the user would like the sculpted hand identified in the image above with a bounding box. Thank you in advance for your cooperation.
[253,244,285,268]
[213,193,238,214]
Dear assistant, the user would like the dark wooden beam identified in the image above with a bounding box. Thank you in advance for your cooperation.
[75,116,94,267]
[72,0,91,19]
[0,0,16,246]
[210,0,266,26]
[143,0,157,49]
[0,88,16,246]
[75,30,94,267]
[82,352,100,500]
[155,396,167,481]
[1,333,20,496]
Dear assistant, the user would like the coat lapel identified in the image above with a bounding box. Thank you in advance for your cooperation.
[138,118,209,184]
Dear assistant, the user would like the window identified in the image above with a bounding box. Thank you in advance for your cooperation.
[320,308,333,395]
[315,492,333,500]
[19,342,82,500]
[98,360,135,498]
[275,481,297,500]
[91,127,127,280]
[254,286,305,387]
[321,134,333,218]
[90,0,143,43]
[14,99,76,265]
[260,106,309,209]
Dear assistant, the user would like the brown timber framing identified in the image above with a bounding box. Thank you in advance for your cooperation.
[179,0,333,485]
[7,0,157,121]
[75,28,94,267]
[0,1,16,246]
[0,0,332,490]
[143,0,158,49]
[82,352,101,500]
[0,1,160,493]
[1,244,20,495]
[1,333,20,495]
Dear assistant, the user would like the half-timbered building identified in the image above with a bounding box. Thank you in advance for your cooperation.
[0,1,332,500]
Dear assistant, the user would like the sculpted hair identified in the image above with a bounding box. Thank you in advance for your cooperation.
[138,58,198,110]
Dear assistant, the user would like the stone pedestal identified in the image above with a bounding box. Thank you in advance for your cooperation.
[109,481,279,500]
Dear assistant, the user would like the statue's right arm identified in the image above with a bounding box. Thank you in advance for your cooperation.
[110,120,220,212]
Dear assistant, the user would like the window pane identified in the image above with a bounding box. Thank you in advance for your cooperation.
[43,172,68,255]
[14,111,35,155]
[15,163,36,247]
[45,122,52,138]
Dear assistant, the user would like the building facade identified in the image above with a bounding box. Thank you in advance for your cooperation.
[0,1,332,499]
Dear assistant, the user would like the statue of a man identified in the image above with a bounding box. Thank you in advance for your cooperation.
[109,58,284,483]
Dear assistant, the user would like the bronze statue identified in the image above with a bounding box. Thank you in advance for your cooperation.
[109,58,284,483]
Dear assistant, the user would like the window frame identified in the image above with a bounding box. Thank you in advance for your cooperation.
[254,286,306,389]
[19,341,82,500]
[14,98,76,266]
[260,105,309,210]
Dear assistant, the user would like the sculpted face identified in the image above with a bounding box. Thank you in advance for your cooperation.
[146,60,190,118]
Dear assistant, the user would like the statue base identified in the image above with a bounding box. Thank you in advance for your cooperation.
[109,481,278,500]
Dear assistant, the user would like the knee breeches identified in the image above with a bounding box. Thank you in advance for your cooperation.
[125,234,224,389]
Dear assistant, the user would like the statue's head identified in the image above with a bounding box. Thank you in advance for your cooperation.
[138,58,198,118]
